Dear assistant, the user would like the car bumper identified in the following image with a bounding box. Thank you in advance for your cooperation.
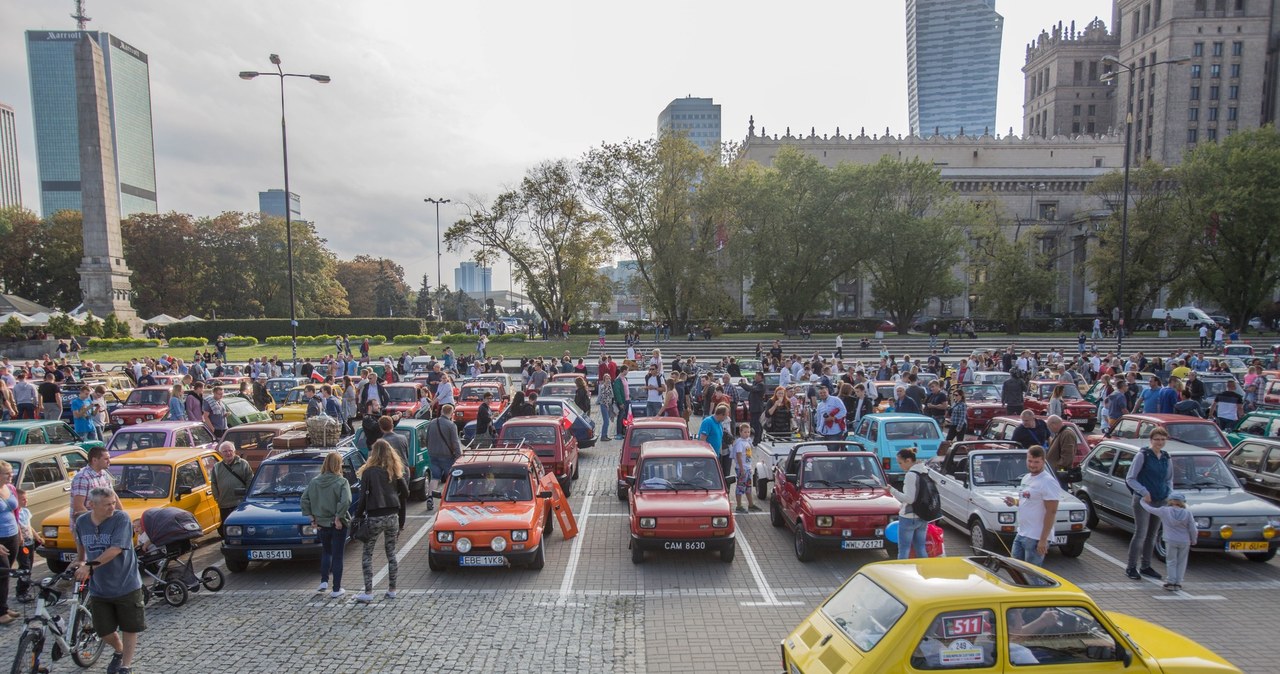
[428,546,542,566]
[990,530,1091,546]
[221,542,322,562]
[1192,538,1278,554]
[799,531,888,551]
[36,546,77,564]
[630,533,735,552]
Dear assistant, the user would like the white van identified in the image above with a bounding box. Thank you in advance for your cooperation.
[1151,306,1213,327]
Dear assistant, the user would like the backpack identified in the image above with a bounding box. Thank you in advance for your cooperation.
[910,470,942,521]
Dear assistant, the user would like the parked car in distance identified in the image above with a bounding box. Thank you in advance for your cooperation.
[467,397,597,448]
[538,382,578,400]
[109,386,174,428]
[1224,438,1280,504]
[0,445,87,532]
[616,418,690,501]
[1090,413,1233,455]
[214,394,272,429]
[627,440,735,563]
[219,421,307,469]
[495,416,579,497]
[453,382,509,427]
[265,377,308,407]
[0,419,103,452]
[958,384,1006,431]
[383,382,431,419]
[1023,380,1097,431]
[1226,410,1280,447]
[848,413,944,485]
[105,421,218,457]
[979,415,1090,467]
[349,417,433,501]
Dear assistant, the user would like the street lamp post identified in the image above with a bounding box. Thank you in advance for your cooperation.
[424,197,451,313]
[240,55,330,374]
[1100,55,1189,357]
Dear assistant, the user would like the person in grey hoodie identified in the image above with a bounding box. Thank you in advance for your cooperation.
[301,452,352,599]
[1138,491,1197,591]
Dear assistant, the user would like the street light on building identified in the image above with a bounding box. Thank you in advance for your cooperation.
[239,54,330,373]
[424,197,451,305]
[1100,54,1189,356]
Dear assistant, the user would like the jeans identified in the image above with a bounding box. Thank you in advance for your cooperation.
[1165,540,1190,585]
[16,403,35,420]
[1011,534,1046,566]
[646,401,661,417]
[897,515,928,559]
[0,533,19,612]
[599,403,612,440]
[615,402,627,436]
[42,403,61,421]
[1127,494,1162,570]
[929,335,937,349]
[317,525,347,590]
[360,514,400,593]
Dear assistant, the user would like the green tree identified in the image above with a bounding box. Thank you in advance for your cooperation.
[484,298,498,322]
[81,311,103,338]
[239,215,350,318]
[102,313,130,338]
[335,255,404,317]
[968,217,1057,335]
[1086,162,1196,328]
[446,160,613,326]
[0,316,24,339]
[121,212,206,318]
[0,207,83,310]
[414,274,434,320]
[373,259,411,317]
[580,135,730,329]
[46,313,77,339]
[1176,126,1280,328]
[858,158,965,334]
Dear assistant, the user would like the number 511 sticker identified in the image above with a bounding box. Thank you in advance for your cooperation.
[942,613,988,639]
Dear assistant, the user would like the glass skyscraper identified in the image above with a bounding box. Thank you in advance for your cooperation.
[455,261,492,295]
[0,102,20,209]
[259,189,301,220]
[657,97,721,154]
[25,30,157,217]
[906,0,1004,137]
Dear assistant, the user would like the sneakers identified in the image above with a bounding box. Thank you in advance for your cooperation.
[329,588,346,599]
[1125,567,1142,580]
[354,592,375,604]
[748,505,763,512]
[426,498,434,511]
[1162,582,1176,591]
[1140,566,1162,580]
[315,581,329,593]
[734,506,747,514]
[386,590,398,600]
[118,668,132,674]
[106,651,124,674]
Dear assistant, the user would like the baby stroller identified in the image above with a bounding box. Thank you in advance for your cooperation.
[136,507,224,607]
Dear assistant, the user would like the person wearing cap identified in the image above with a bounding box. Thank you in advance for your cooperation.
[251,374,271,411]
[1139,491,1197,591]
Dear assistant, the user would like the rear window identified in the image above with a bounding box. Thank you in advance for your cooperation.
[500,426,558,446]
[628,428,687,448]
[386,387,418,402]
[125,389,169,405]
[884,421,940,440]
[222,430,277,453]
[821,574,907,652]
[1164,423,1229,450]
[461,387,499,401]
[107,432,169,453]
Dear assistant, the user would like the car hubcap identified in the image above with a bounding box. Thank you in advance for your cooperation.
[971,524,984,550]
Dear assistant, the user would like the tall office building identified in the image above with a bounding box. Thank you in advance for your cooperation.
[657,96,721,154]
[258,189,301,220]
[906,0,1004,137]
[455,261,492,295]
[1023,19,1120,138]
[26,30,157,217]
[0,103,20,209]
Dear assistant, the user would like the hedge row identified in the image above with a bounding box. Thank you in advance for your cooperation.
[87,338,162,349]
[261,334,389,347]
[168,337,208,347]
[439,333,525,345]
[162,318,425,341]
[392,335,434,345]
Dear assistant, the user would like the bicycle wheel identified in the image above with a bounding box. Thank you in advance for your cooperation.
[200,567,225,592]
[11,630,41,674]
[70,605,105,667]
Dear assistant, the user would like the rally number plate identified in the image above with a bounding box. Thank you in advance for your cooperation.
[1052,536,1067,545]
[59,552,78,562]
[248,549,292,560]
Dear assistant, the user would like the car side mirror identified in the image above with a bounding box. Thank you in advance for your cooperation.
[233,488,246,498]
[624,476,635,486]
[431,490,442,499]
[20,482,34,492]
[538,490,553,499]
[1115,645,1131,666]
[175,485,193,496]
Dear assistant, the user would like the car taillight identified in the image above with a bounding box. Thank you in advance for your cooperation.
[882,457,892,472]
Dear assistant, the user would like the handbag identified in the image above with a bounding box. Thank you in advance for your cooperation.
[351,515,374,543]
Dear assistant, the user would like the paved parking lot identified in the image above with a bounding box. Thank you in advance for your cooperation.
[2,442,1276,672]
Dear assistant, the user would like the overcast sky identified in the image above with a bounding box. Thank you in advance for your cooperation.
[0,0,1112,292]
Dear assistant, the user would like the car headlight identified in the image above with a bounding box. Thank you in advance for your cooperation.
[455,537,472,553]
[998,512,1016,524]
[639,517,656,529]
[512,530,529,542]
[436,530,453,543]
[491,536,507,552]
[815,516,834,528]
[1194,517,1212,529]
[42,526,58,539]
[712,516,729,528]
[1069,510,1085,523]
[300,525,317,536]
[1264,525,1276,540]
[1219,524,1234,539]
[272,413,283,420]
[225,526,242,537]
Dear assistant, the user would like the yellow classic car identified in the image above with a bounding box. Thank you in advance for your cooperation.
[781,555,1240,673]
[83,374,134,401]
[272,386,316,422]
[37,446,222,572]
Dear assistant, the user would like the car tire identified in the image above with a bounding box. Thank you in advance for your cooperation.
[544,509,554,536]
[884,540,899,558]
[1059,538,1086,558]
[1245,549,1277,563]
[410,480,428,502]
[631,544,644,564]
[1153,524,1167,563]
[616,485,628,502]
[528,545,545,570]
[720,540,736,563]
[794,523,815,562]
[559,476,572,498]
[969,518,996,554]
[224,556,249,573]
[1083,421,1096,432]
[573,462,580,480]
[769,496,784,528]
[46,558,69,574]
[1078,494,1100,530]
[755,477,769,501]
[428,553,446,572]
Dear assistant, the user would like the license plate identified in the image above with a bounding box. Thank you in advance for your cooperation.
[1052,536,1067,545]
[1227,541,1269,552]
[59,552,77,562]
[842,539,884,550]
[662,541,706,551]
[248,549,292,560]
[459,555,506,567]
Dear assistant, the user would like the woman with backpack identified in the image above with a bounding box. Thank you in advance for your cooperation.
[890,447,936,560]
[353,440,409,604]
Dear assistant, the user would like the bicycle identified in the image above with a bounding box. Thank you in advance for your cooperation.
[9,562,105,674]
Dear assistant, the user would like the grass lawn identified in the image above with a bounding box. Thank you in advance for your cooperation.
[76,338,598,364]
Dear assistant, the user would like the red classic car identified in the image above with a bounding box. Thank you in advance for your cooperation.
[626,440,735,563]
[109,386,175,428]
[384,382,430,419]
[453,382,509,425]
[1023,380,1098,431]
[959,383,1007,432]
[615,418,690,501]
[1085,413,1233,455]
[496,416,579,496]
[767,441,900,561]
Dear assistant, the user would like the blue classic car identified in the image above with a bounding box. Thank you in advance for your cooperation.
[220,446,364,573]
[462,397,596,448]
[847,413,944,486]
[266,377,309,406]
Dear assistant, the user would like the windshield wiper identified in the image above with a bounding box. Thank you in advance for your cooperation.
[805,479,837,488]
[670,480,709,491]
[838,478,880,488]
[114,488,144,498]
[1187,479,1233,489]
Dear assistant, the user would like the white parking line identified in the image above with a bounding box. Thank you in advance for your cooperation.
[370,513,436,588]
[1083,543,1224,600]
[556,468,599,606]
[737,530,802,607]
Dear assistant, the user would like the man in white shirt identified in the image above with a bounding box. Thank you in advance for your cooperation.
[644,364,665,417]
[1003,447,1060,566]
[778,366,792,387]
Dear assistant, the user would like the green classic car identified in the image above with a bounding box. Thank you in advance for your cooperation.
[0,420,104,452]
[1228,410,1280,447]
[205,394,272,429]
[349,417,432,501]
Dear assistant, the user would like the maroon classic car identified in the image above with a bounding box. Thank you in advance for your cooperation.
[109,386,175,428]
[627,440,736,564]
[1024,380,1098,431]
[959,384,1007,433]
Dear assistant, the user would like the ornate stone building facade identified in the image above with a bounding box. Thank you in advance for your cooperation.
[1023,18,1120,139]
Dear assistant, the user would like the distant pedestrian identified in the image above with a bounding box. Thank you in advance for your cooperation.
[354,439,409,604]
[300,452,352,599]
[166,384,186,421]
[203,387,229,438]
[597,374,614,442]
[425,404,462,511]
[1139,491,1196,591]
[37,372,61,421]
[1209,379,1244,429]
[730,424,760,513]
[71,385,96,438]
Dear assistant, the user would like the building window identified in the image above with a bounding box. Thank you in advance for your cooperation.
[1087,104,1096,115]
[1210,85,1220,99]
[1039,203,1059,220]
[1232,41,1244,55]
[1228,106,1238,120]
[1191,64,1202,78]
[1207,128,1218,141]
[1087,121,1097,134]
[1213,42,1224,56]
[1191,86,1201,100]
[1188,128,1199,143]
[1193,42,1204,56]
[1208,107,1219,120]
[1210,64,1221,78]
[1230,63,1240,78]
[1072,104,1082,115]
[1229,85,1239,99]
[1235,0,1245,10]
[1189,107,1200,121]
[1072,122,1081,134]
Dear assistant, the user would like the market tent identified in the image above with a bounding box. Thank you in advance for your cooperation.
[23,312,51,326]
[0,312,32,324]
[145,314,180,325]
[179,315,203,322]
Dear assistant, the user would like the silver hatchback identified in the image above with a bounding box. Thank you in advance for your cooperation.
[1073,438,1280,563]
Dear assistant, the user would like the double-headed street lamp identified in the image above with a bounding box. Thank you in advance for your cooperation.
[424,197,451,311]
[1100,54,1189,357]
[240,54,330,374]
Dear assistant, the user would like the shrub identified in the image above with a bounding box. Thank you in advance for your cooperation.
[223,336,258,347]
[168,337,208,347]
[439,333,526,344]
[80,312,103,338]
[102,313,132,339]
[46,313,77,339]
[86,338,161,349]
[162,318,424,342]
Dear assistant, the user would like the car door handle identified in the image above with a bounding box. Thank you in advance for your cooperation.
[63,486,72,492]
[1104,481,1112,487]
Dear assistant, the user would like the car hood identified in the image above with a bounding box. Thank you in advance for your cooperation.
[226,499,308,525]
[970,485,1086,510]
[436,501,538,529]
[1178,487,1280,517]
[801,489,900,513]
[1107,612,1241,672]
[633,490,731,517]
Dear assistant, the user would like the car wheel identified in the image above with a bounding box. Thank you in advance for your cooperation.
[559,476,572,498]
[969,518,996,553]
[528,544,545,570]
[769,496,784,528]
[544,509,554,536]
[794,523,815,562]
[46,558,69,574]
[631,543,644,564]
[1083,421,1096,432]
[573,461,580,480]
[755,477,768,501]
[720,540,736,563]
[1245,549,1277,563]
[427,553,446,572]
[1059,538,1086,558]
[616,485,628,502]
[1153,525,1167,563]
[884,540,899,559]
[1078,494,1099,530]
[224,556,249,573]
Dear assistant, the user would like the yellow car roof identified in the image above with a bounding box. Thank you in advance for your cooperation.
[860,556,1089,605]
[109,446,216,464]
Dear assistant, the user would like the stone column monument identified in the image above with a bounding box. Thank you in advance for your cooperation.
[74,34,138,328]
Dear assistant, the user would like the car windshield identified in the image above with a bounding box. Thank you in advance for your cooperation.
[801,455,884,488]
[821,574,907,652]
[0,431,18,447]
[386,387,418,402]
[249,462,320,498]
[1201,379,1234,397]
[224,398,258,418]
[108,464,173,499]
[1172,454,1239,489]
[1039,383,1082,399]
[628,428,687,448]
[628,385,647,400]
[285,389,305,405]
[353,428,410,451]
[125,389,169,406]
[106,431,169,453]
[637,457,722,490]
[499,426,558,446]
[541,384,577,397]
[875,386,895,400]
[962,385,1001,402]
[461,386,499,402]
[267,380,294,392]
[445,470,532,502]
[884,421,939,440]
[970,454,1028,486]
[1164,423,1229,451]
[738,359,762,372]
